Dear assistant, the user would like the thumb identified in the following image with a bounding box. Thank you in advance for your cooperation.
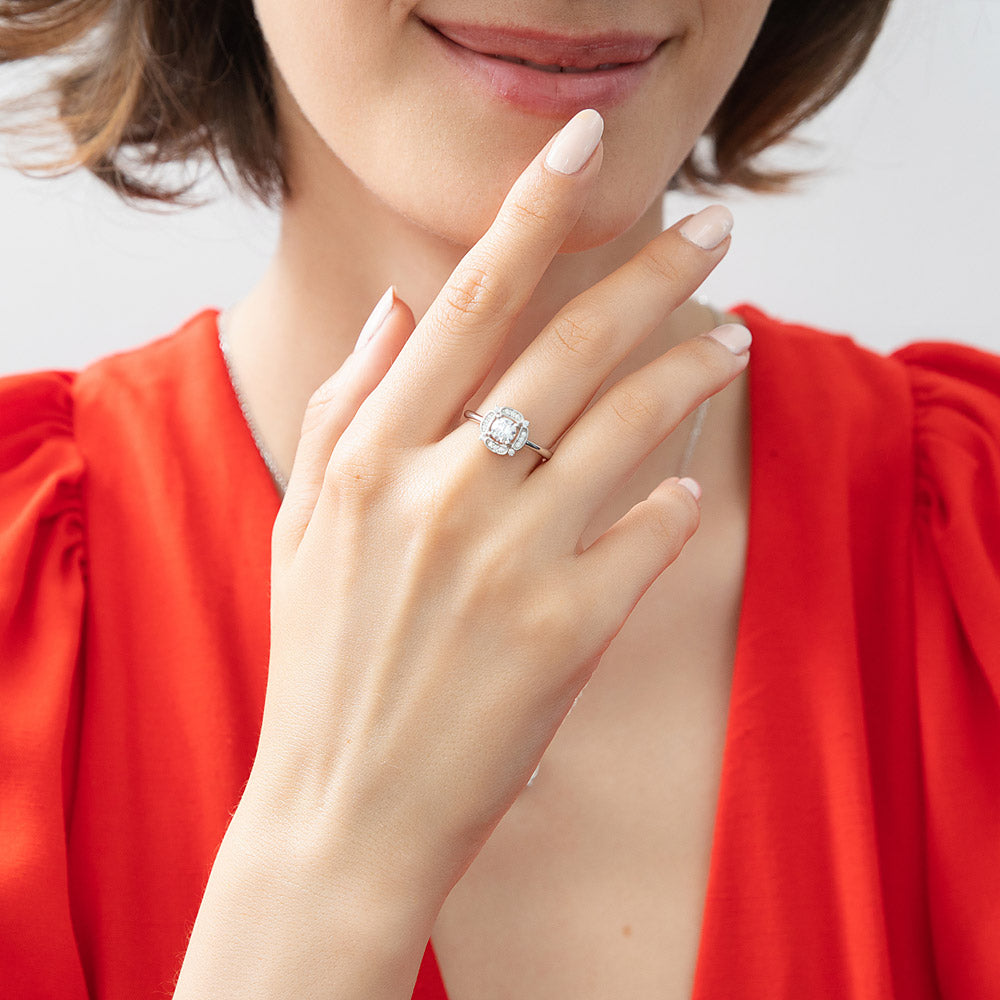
[273,286,416,562]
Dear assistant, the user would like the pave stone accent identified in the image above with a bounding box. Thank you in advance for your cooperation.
[480,406,531,456]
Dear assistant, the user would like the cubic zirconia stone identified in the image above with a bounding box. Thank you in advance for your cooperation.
[492,416,518,446]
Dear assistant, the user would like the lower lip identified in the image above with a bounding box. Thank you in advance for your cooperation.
[423,23,664,118]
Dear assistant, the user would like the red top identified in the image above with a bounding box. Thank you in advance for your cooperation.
[1,304,998,999]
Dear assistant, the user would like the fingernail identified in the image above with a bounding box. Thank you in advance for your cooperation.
[354,285,396,353]
[544,109,604,176]
[704,323,752,356]
[677,477,702,502]
[678,205,734,250]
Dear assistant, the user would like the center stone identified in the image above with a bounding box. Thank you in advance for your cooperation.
[492,416,518,445]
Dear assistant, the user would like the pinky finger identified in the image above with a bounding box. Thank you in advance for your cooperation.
[273,288,416,562]
[573,476,702,631]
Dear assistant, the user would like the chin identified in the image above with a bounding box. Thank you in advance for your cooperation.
[397,187,661,258]
[556,197,663,254]
[387,153,672,257]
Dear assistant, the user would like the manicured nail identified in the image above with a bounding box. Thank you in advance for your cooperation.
[354,285,395,353]
[704,323,752,356]
[544,109,604,175]
[677,477,702,502]
[679,204,734,250]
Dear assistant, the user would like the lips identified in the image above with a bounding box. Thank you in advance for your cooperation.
[420,17,669,116]
[423,18,666,72]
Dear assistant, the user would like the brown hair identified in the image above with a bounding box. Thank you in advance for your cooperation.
[0,0,893,210]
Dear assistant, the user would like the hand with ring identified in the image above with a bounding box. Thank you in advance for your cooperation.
[180,108,750,995]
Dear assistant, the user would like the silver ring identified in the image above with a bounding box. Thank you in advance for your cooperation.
[463,406,553,461]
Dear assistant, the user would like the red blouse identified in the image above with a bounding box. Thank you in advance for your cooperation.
[1,304,998,998]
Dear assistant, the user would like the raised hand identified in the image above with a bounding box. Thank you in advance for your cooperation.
[174,108,749,1000]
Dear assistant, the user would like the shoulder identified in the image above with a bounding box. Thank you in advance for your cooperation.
[71,307,223,429]
[0,367,80,477]
[1,306,224,443]
[732,301,999,657]
[0,368,83,543]
[64,308,232,502]
[730,301,1000,461]
[889,339,1000,508]
[730,302,1000,609]
[0,307,225,575]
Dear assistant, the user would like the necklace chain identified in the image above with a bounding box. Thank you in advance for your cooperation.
[217,312,290,496]
[216,299,722,499]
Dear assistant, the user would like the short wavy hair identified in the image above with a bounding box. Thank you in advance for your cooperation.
[0,0,893,210]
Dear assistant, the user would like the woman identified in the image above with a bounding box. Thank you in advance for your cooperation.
[1,1,997,997]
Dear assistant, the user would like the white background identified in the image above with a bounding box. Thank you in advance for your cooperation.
[1,0,997,375]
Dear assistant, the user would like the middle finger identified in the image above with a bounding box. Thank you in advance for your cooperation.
[458,205,733,470]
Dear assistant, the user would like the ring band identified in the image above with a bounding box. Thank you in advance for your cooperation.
[463,406,553,461]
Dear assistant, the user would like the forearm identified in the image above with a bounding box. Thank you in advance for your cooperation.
[172,774,438,1000]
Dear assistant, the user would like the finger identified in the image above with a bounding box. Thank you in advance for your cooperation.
[356,108,605,444]
[467,205,733,457]
[529,327,749,533]
[272,288,416,563]
[573,476,702,635]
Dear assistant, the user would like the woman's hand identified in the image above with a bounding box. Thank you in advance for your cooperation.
[174,109,748,998]
[259,105,746,908]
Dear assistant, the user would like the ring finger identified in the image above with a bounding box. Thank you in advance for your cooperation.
[457,205,734,475]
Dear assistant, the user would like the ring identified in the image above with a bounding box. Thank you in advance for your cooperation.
[463,406,553,461]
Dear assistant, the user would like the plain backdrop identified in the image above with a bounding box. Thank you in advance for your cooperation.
[1,0,998,376]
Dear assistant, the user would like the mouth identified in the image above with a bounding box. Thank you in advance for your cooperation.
[420,18,671,116]
[483,55,628,74]
[422,18,667,70]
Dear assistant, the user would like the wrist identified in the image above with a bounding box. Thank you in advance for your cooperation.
[174,788,437,999]
[231,760,447,944]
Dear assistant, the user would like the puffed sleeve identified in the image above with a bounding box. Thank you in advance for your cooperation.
[892,341,1000,998]
[0,371,90,996]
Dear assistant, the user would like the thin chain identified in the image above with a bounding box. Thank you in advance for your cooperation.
[677,297,722,480]
[216,299,724,502]
[217,309,289,497]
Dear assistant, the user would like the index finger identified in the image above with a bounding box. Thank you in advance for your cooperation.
[357,108,605,444]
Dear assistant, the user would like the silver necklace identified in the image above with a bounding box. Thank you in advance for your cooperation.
[216,300,722,500]
[217,310,289,496]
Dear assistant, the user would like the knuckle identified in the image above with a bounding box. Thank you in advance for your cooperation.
[640,241,687,287]
[503,195,553,234]
[647,495,688,548]
[607,381,663,437]
[305,371,340,411]
[411,464,478,542]
[657,483,701,540]
[698,331,740,368]
[441,265,506,322]
[301,388,336,437]
[545,308,610,371]
[323,443,387,502]
[688,338,730,385]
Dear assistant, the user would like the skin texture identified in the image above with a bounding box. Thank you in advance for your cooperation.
[173,2,773,997]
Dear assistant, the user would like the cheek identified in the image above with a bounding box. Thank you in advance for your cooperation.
[253,0,398,129]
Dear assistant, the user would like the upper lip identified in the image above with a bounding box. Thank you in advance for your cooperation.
[423,18,668,69]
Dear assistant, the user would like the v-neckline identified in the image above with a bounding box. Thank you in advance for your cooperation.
[209,301,768,998]
[422,301,768,999]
